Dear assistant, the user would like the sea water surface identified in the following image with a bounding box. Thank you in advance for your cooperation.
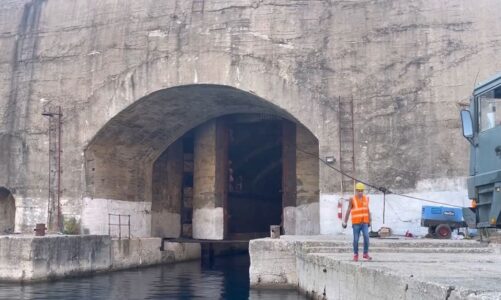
[0,255,305,300]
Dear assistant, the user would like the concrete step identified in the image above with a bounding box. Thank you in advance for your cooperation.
[302,246,494,254]
[297,240,489,249]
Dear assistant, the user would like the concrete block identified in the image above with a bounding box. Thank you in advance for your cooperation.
[249,238,298,288]
[250,236,501,299]
[192,207,224,240]
[0,235,111,282]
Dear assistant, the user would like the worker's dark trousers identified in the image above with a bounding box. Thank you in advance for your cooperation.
[352,223,369,255]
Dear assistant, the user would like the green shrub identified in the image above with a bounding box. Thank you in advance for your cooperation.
[63,217,80,235]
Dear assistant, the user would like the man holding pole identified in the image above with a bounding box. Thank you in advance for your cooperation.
[342,182,372,261]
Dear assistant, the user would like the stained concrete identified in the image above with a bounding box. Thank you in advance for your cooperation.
[0,189,15,234]
[250,236,501,299]
[81,197,151,237]
[192,120,226,240]
[1,0,501,233]
[0,235,200,282]
[151,139,183,238]
[111,238,200,270]
[0,235,111,282]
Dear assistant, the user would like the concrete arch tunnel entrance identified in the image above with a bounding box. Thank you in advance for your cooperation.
[84,85,319,240]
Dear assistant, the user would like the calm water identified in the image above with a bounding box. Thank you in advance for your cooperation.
[0,255,305,300]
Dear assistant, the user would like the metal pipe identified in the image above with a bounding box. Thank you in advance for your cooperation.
[350,96,356,194]
[46,115,52,226]
[337,96,343,194]
[57,106,62,232]
[118,215,121,240]
[383,192,386,224]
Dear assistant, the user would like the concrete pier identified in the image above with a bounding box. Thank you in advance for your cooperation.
[250,235,501,299]
[0,235,200,282]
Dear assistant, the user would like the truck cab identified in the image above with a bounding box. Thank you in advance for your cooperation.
[461,73,501,228]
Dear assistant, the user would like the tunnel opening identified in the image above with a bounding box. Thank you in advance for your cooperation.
[85,84,319,239]
[151,114,289,240]
[0,187,15,234]
[226,114,283,240]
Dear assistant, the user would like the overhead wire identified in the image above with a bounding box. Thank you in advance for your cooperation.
[294,146,464,208]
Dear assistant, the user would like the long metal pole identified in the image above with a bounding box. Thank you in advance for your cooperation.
[57,106,62,232]
[350,96,356,194]
[383,192,386,224]
[338,96,344,195]
[47,116,52,226]
[118,215,121,240]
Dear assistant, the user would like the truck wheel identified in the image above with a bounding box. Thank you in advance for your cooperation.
[435,224,452,239]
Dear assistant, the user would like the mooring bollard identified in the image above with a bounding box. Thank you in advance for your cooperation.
[34,223,47,236]
[270,225,281,239]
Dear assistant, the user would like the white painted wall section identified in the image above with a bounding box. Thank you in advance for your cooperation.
[14,197,48,233]
[81,197,152,237]
[320,177,469,236]
[192,207,224,240]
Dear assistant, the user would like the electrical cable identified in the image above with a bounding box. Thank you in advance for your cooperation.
[294,146,464,208]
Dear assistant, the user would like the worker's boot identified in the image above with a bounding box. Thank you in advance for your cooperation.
[363,253,372,261]
[353,254,359,261]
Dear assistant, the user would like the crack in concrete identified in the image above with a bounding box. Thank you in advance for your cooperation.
[445,285,455,300]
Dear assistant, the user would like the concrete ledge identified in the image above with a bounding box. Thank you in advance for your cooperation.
[249,238,299,288]
[250,235,501,299]
[112,238,200,270]
[0,235,201,282]
[0,235,111,282]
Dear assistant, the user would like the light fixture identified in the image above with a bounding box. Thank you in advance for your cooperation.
[325,156,336,164]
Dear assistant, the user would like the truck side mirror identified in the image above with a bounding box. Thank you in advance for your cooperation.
[460,110,474,143]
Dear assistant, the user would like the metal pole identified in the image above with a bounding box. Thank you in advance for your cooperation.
[338,96,344,195]
[47,116,52,227]
[383,192,386,224]
[108,214,111,236]
[350,96,356,194]
[57,106,62,232]
[118,215,121,240]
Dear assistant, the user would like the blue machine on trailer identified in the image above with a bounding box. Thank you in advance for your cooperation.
[421,206,467,239]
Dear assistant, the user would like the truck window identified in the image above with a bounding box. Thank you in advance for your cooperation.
[479,86,501,132]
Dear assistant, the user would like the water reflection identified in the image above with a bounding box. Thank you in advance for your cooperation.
[0,255,304,300]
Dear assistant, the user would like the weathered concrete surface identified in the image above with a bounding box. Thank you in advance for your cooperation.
[193,120,226,240]
[322,177,470,236]
[111,238,200,270]
[81,197,151,237]
[2,0,501,233]
[249,238,298,288]
[0,235,111,282]
[151,139,183,238]
[250,236,501,299]
[0,235,200,282]
[0,188,15,234]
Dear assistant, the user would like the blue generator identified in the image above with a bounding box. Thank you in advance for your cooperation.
[421,206,467,239]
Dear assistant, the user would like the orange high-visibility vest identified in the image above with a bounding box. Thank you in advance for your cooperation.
[351,195,370,224]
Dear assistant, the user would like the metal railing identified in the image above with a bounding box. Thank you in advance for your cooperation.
[108,214,131,239]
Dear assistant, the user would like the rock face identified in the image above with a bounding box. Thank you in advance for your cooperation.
[1,0,501,234]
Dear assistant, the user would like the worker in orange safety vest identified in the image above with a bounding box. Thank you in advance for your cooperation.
[342,182,372,261]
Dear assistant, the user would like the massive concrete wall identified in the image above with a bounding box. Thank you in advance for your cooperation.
[1,0,501,233]
[0,235,200,282]
[151,140,183,238]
